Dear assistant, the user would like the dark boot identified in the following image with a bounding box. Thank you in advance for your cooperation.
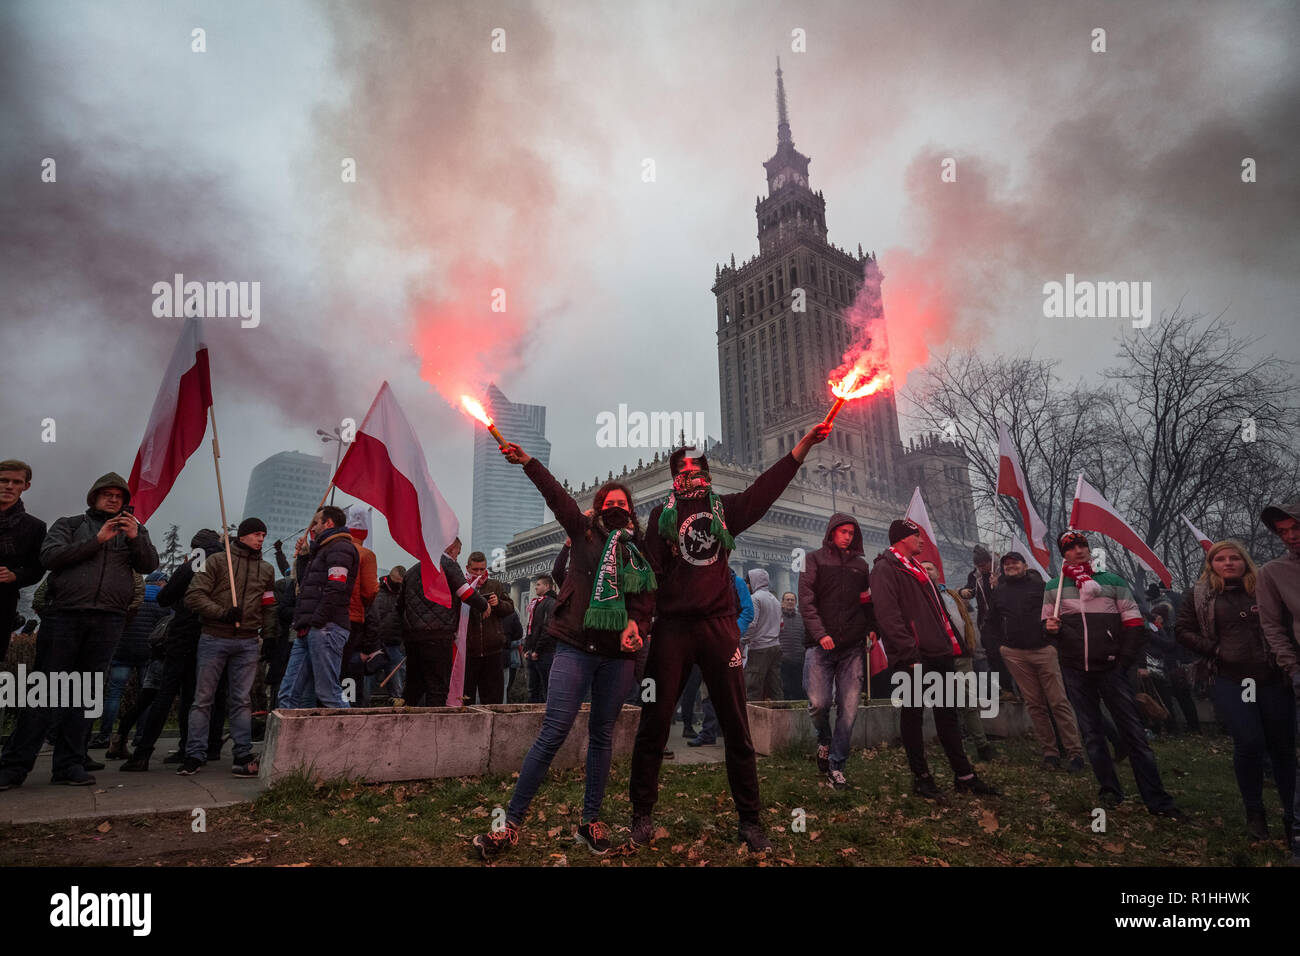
[955,773,1001,796]
[121,749,151,772]
[913,773,949,804]
[1246,811,1268,840]
[105,734,129,760]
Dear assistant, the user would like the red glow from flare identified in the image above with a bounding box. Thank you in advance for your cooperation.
[830,367,893,400]
[460,394,494,426]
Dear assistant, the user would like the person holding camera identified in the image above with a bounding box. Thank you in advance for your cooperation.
[0,473,158,790]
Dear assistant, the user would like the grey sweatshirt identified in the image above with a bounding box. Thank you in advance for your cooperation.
[1258,551,1300,675]
[743,568,782,650]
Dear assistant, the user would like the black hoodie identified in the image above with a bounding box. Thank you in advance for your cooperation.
[798,512,874,650]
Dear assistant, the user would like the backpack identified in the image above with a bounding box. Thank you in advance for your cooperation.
[147,610,175,652]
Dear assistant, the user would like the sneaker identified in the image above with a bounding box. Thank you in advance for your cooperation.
[1067,756,1087,774]
[815,744,830,774]
[737,821,771,853]
[827,769,848,790]
[0,769,25,791]
[955,773,1001,796]
[105,735,129,760]
[83,758,106,772]
[87,734,110,749]
[1042,755,1062,770]
[473,822,519,861]
[977,744,996,762]
[663,749,675,759]
[51,767,96,786]
[232,759,259,778]
[161,750,184,765]
[681,726,698,740]
[176,757,202,775]
[687,737,715,747]
[575,821,611,855]
[629,813,655,847]
[912,774,949,804]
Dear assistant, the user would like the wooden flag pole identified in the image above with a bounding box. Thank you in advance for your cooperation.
[209,405,240,620]
[1052,531,1068,619]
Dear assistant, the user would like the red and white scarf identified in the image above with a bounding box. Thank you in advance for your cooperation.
[889,547,962,654]
[1062,562,1095,589]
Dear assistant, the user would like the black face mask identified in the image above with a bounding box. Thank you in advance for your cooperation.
[601,506,631,530]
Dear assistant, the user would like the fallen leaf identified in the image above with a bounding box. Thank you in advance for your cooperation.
[978,811,999,833]
[653,827,670,840]
[338,838,349,846]
[231,856,255,865]
[547,826,563,838]
[96,822,111,833]
[808,831,822,841]
[366,817,380,824]
[1103,842,1126,854]
[277,862,312,868]
[671,844,685,853]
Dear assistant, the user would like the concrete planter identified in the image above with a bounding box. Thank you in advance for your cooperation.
[259,706,492,784]
[473,703,644,775]
[747,701,817,755]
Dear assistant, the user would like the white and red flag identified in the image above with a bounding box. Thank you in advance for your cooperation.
[904,486,945,580]
[996,422,1051,571]
[448,570,487,707]
[127,317,213,525]
[1068,475,1173,587]
[1180,513,1213,552]
[332,382,459,607]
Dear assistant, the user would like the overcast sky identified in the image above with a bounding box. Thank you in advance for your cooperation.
[3,0,1296,568]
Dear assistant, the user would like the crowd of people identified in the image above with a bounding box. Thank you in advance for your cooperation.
[3,449,1299,864]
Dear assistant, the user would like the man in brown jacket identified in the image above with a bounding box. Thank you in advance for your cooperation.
[463,551,515,705]
[180,518,277,777]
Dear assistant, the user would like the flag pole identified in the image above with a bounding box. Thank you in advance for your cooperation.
[209,405,241,619]
[1054,475,1083,619]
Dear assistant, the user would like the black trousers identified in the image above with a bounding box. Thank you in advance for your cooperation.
[134,637,223,758]
[630,615,761,824]
[897,657,975,780]
[404,641,453,707]
[464,652,504,705]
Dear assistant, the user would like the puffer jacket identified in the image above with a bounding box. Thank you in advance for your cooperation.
[39,473,159,613]
[1041,569,1145,672]
[986,572,1049,650]
[368,575,403,647]
[798,512,874,651]
[185,539,278,640]
[466,577,516,658]
[293,525,359,631]
[114,580,167,664]
[389,556,488,645]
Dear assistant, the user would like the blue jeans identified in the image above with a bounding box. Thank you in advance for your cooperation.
[507,642,634,825]
[186,634,260,763]
[277,624,351,709]
[98,661,146,738]
[805,644,864,770]
[1211,675,1296,821]
[1061,665,1176,812]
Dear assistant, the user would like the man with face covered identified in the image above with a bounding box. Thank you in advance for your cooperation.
[628,424,830,852]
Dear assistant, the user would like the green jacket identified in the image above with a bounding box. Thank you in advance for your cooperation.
[184,540,278,640]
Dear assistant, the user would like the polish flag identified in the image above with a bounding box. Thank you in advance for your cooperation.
[127,317,213,525]
[1180,514,1213,552]
[868,636,889,677]
[449,570,487,707]
[996,423,1051,570]
[904,486,944,580]
[332,382,459,607]
[1068,475,1173,587]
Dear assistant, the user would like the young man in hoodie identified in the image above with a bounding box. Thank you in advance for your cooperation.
[988,551,1085,772]
[872,519,998,803]
[179,518,278,776]
[1044,531,1183,818]
[742,569,782,702]
[0,472,159,790]
[799,514,873,788]
[629,423,829,853]
[280,506,359,710]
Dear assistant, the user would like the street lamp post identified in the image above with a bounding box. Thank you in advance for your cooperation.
[317,426,345,506]
[816,460,850,514]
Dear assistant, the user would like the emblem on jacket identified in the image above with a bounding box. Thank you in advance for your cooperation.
[679,513,721,567]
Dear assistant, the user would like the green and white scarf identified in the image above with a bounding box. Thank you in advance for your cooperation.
[657,490,734,551]
[583,528,657,631]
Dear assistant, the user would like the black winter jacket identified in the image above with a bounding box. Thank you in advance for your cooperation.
[985,573,1048,650]
[389,556,488,645]
[0,499,46,657]
[1176,579,1278,685]
[293,525,358,630]
[798,512,874,651]
[525,591,557,655]
[872,548,963,666]
[114,582,166,665]
[523,458,655,658]
[157,530,223,648]
[40,508,159,614]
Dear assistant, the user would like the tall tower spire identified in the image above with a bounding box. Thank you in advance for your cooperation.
[776,57,792,147]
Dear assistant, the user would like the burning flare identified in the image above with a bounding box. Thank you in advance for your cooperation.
[460,394,508,447]
[823,365,893,426]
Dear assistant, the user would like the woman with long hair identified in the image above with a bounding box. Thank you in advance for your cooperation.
[473,442,656,860]
[1176,539,1296,844]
